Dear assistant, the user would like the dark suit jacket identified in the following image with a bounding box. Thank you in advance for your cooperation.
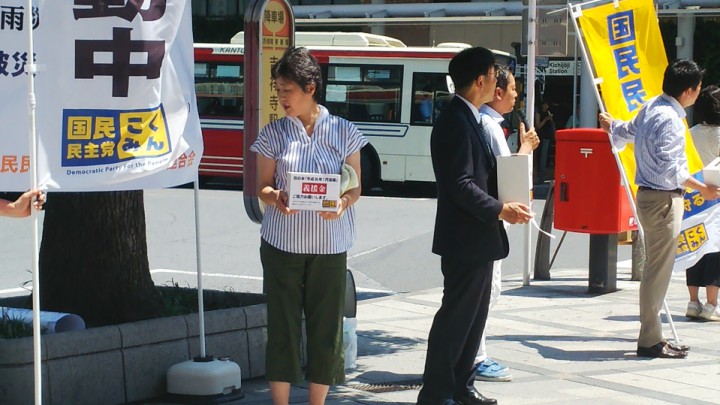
[431,96,509,262]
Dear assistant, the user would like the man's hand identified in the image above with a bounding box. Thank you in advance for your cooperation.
[699,184,720,202]
[499,202,534,224]
[518,123,540,154]
[598,112,614,133]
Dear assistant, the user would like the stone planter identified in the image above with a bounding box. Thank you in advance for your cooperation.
[0,304,268,404]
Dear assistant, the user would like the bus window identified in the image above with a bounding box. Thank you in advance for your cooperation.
[324,64,402,123]
[411,73,451,125]
[194,62,244,118]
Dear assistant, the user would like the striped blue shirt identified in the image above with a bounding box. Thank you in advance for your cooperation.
[611,94,691,190]
[250,105,368,254]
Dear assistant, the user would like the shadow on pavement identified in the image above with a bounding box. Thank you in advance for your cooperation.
[351,370,422,386]
[358,330,425,356]
[493,334,636,361]
[357,291,395,301]
[500,283,621,298]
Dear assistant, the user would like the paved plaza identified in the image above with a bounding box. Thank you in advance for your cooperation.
[152,266,720,405]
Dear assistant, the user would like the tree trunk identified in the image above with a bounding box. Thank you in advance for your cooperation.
[39,191,163,326]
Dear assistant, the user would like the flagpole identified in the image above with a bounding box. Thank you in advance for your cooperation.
[524,0,537,287]
[568,0,681,345]
[25,0,42,404]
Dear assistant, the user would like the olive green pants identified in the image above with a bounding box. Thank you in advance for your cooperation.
[260,239,346,385]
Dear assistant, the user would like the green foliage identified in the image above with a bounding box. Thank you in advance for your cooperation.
[0,317,44,339]
[158,280,265,317]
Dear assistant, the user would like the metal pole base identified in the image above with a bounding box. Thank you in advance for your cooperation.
[588,234,618,294]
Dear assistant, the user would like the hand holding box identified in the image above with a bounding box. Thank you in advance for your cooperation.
[286,172,342,212]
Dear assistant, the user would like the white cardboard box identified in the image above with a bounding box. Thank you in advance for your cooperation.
[287,172,341,211]
[703,156,720,187]
[497,154,532,206]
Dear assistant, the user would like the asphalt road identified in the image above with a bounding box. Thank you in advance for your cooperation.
[0,185,633,300]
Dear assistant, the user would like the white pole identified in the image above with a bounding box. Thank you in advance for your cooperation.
[524,0,537,287]
[26,1,42,403]
[571,32,578,128]
[568,1,680,345]
[193,181,207,358]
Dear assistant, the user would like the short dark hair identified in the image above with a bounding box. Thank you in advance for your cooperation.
[662,59,704,98]
[496,66,512,92]
[694,85,720,126]
[449,47,495,93]
[272,47,323,102]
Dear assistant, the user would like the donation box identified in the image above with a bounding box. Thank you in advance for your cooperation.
[554,128,637,234]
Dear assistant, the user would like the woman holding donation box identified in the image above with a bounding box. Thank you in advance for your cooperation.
[249,47,368,405]
[686,85,720,322]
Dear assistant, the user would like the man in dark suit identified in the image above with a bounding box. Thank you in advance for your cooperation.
[417,47,533,405]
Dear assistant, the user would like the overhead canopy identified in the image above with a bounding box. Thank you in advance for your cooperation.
[291,1,720,24]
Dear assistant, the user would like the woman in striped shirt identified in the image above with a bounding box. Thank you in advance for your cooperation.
[250,47,367,405]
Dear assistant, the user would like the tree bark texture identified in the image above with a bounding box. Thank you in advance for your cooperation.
[39,191,163,326]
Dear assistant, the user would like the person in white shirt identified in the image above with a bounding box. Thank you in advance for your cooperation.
[474,67,539,382]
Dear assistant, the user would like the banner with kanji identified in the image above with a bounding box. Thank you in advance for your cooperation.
[576,0,720,271]
[0,0,202,191]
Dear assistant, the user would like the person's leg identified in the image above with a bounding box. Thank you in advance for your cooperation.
[474,260,511,381]
[303,252,347,391]
[308,383,331,405]
[688,286,701,302]
[269,382,291,405]
[418,257,491,403]
[707,285,719,306]
[260,240,306,401]
[685,259,704,318]
[700,252,720,320]
[474,260,501,365]
[636,192,683,348]
[452,260,493,397]
[701,252,720,306]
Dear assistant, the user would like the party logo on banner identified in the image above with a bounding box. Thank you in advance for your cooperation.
[62,106,171,167]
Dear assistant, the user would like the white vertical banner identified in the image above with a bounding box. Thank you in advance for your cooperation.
[1,0,203,192]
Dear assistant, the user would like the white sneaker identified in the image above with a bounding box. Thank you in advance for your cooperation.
[699,303,720,321]
[686,301,702,319]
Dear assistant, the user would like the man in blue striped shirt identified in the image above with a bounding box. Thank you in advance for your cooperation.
[599,59,720,359]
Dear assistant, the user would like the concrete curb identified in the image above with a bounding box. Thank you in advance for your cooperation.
[0,304,269,404]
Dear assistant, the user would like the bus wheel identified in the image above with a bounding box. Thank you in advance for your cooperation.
[360,150,375,193]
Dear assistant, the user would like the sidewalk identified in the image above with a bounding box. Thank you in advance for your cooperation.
[238,267,720,404]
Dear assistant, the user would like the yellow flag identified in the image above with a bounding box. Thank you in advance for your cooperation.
[578,0,703,192]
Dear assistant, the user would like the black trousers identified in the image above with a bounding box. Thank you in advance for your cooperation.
[686,251,720,287]
[418,256,493,402]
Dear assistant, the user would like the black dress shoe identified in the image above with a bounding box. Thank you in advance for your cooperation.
[663,340,690,352]
[637,342,687,359]
[454,387,497,405]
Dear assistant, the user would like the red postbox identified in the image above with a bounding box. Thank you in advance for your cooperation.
[554,128,637,234]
